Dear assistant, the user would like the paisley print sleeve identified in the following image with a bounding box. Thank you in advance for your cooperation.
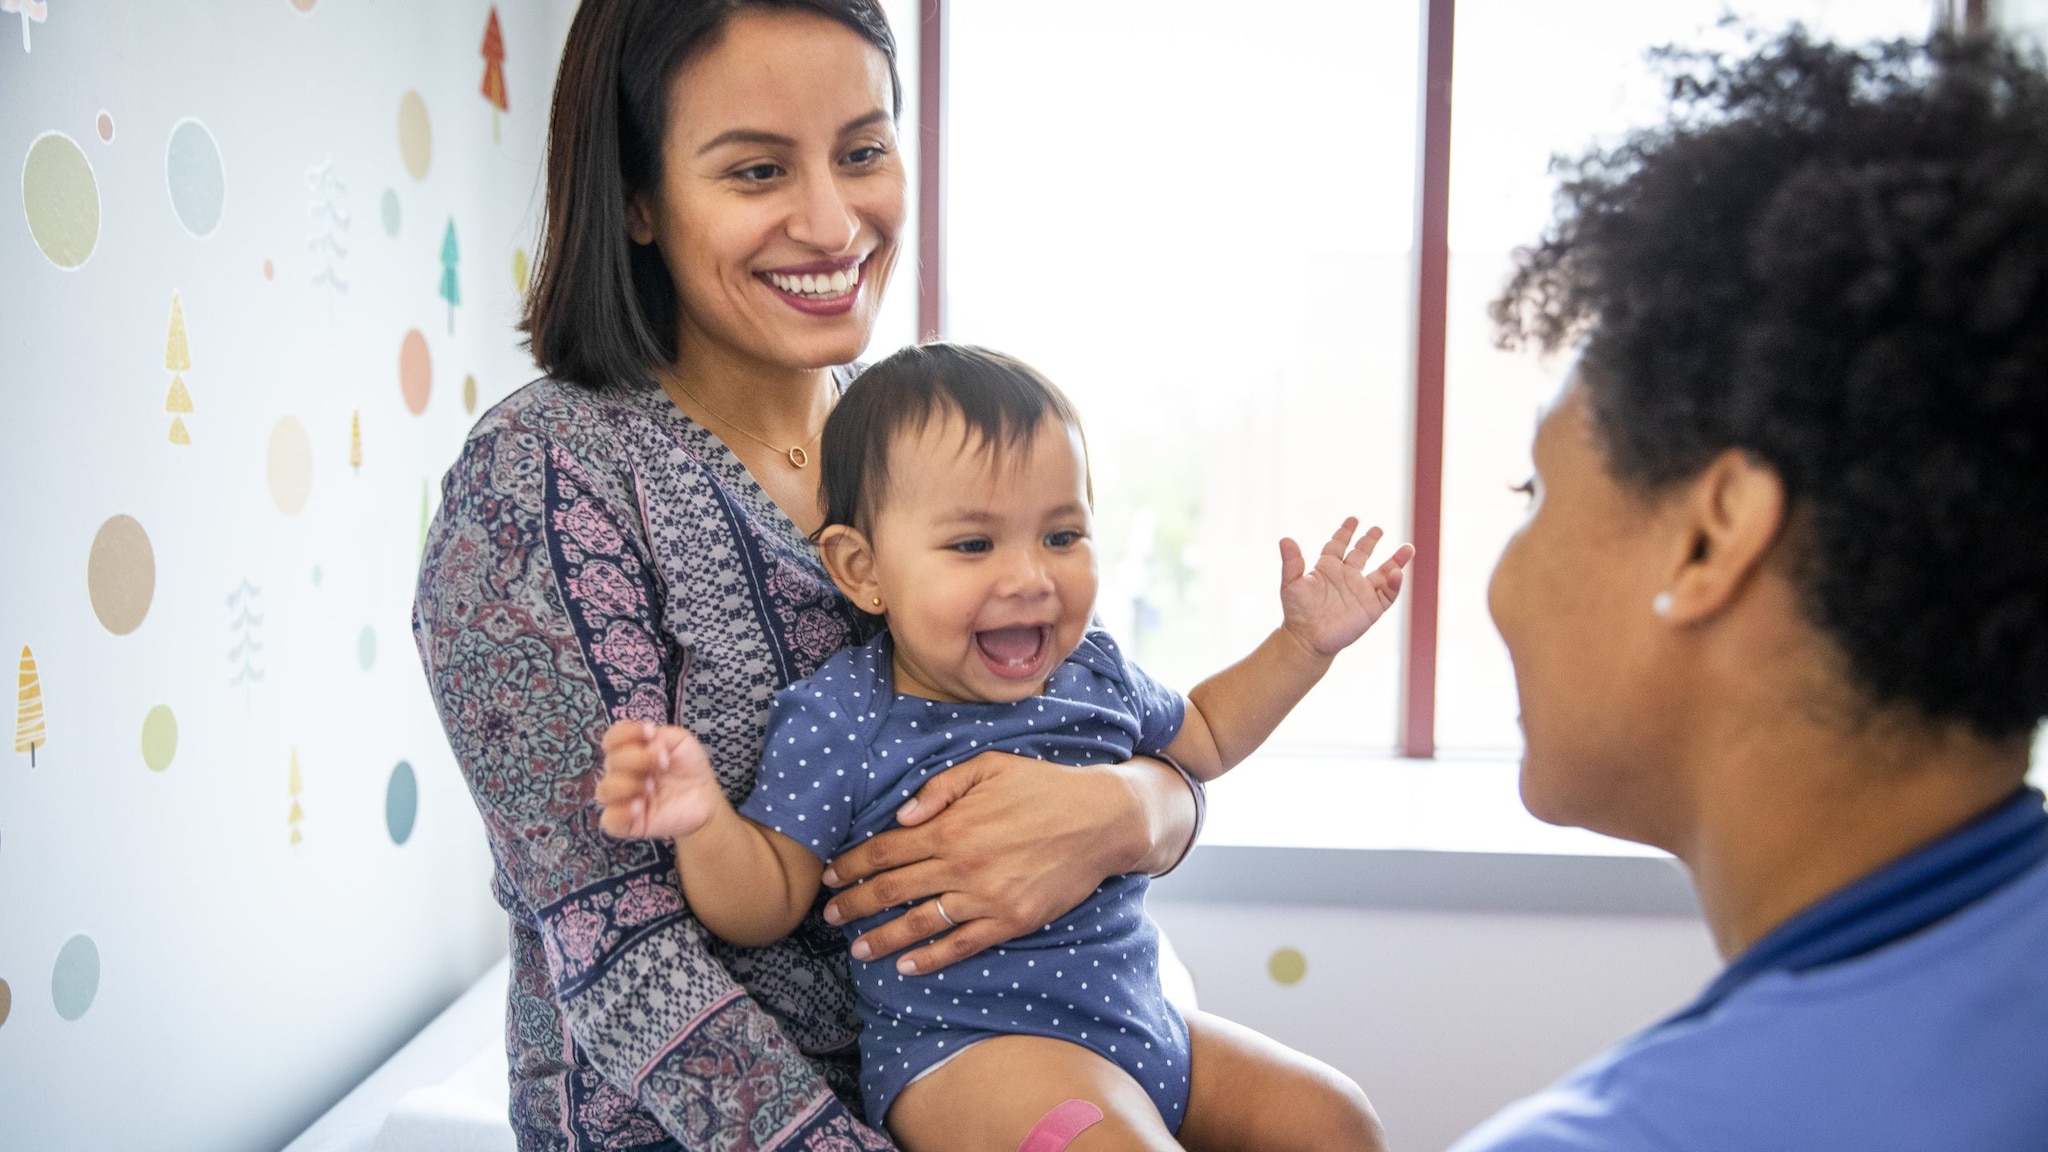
[415,419,893,1152]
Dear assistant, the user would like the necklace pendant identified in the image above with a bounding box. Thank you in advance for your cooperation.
[787,445,810,468]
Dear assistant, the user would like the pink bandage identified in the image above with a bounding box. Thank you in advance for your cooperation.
[1017,1099,1105,1152]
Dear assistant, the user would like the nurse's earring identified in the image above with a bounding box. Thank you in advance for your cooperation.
[1653,592,1675,618]
[870,597,882,609]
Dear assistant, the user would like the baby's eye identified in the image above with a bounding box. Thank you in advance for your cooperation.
[950,538,993,555]
[1044,530,1081,548]
[1509,477,1538,505]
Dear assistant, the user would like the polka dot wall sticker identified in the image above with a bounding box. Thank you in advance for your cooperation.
[398,91,432,181]
[399,329,431,414]
[263,258,274,281]
[140,705,177,773]
[290,0,318,13]
[51,934,99,1021]
[462,373,478,415]
[267,416,314,515]
[165,118,225,239]
[87,515,156,636]
[357,625,376,671]
[1268,947,1307,986]
[0,976,11,1030]
[95,111,115,143]
[21,131,100,269]
[386,760,418,845]
[380,188,401,237]
[512,247,530,294]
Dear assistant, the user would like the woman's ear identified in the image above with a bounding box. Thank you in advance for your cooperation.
[818,524,884,614]
[625,193,657,247]
[1658,449,1788,625]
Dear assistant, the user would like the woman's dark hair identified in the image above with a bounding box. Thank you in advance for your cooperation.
[522,0,900,389]
[1494,30,2048,739]
[820,343,1090,537]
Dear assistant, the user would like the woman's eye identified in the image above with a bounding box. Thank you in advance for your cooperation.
[845,145,890,166]
[1044,531,1081,548]
[951,538,992,555]
[1510,477,1538,504]
[733,163,784,183]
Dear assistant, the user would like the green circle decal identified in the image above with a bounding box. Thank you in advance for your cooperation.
[141,705,178,772]
[381,188,401,236]
[52,934,100,1020]
[22,132,100,269]
[357,625,377,670]
[1268,947,1307,986]
[387,761,418,845]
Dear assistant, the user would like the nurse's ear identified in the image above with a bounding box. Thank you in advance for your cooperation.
[818,524,885,616]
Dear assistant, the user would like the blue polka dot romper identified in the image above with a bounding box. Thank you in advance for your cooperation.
[737,628,1193,1130]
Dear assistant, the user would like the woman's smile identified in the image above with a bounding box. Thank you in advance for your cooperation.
[760,253,870,315]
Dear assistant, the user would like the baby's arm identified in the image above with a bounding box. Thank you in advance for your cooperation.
[1164,519,1412,781]
[597,722,823,947]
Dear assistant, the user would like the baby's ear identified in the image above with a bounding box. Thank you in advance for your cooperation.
[817,524,882,612]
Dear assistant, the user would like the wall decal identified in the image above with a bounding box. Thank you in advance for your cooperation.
[397,90,431,181]
[21,131,99,269]
[1268,947,1307,986]
[386,760,417,845]
[165,118,225,239]
[288,747,304,844]
[267,415,313,516]
[1,0,45,53]
[357,625,376,671]
[140,704,176,773]
[462,373,477,415]
[263,257,274,281]
[95,110,114,143]
[0,975,11,1030]
[349,410,363,472]
[289,0,317,13]
[417,478,430,554]
[164,291,194,445]
[380,187,400,237]
[480,6,509,143]
[88,515,155,636]
[51,933,99,1021]
[226,580,264,688]
[305,158,349,304]
[398,328,430,414]
[438,218,460,333]
[512,246,529,295]
[15,645,45,765]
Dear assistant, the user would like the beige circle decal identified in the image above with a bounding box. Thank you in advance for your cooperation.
[397,91,432,181]
[268,416,314,515]
[399,329,432,414]
[22,132,100,269]
[87,515,155,635]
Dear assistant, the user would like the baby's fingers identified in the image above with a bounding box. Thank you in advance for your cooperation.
[1342,524,1387,570]
[1278,537,1306,589]
[1320,516,1361,560]
[602,720,656,753]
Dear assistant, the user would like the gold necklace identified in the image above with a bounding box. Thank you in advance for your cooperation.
[669,376,829,469]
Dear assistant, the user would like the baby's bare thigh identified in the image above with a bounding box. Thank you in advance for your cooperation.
[1177,1011,1386,1152]
[886,1034,1182,1152]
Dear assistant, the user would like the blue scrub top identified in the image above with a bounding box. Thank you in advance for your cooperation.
[1452,789,2048,1152]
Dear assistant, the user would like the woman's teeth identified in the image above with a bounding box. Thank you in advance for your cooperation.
[766,263,860,299]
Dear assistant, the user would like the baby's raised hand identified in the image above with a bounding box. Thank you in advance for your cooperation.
[597,721,721,840]
[1278,518,1416,658]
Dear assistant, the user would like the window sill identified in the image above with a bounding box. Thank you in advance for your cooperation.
[1152,753,1701,918]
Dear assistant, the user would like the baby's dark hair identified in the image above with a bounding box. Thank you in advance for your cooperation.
[1494,29,2048,740]
[820,342,1089,534]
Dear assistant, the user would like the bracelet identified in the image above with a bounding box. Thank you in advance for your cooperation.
[1150,753,1206,877]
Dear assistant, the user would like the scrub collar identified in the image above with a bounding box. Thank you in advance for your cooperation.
[1669,786,2048,1026]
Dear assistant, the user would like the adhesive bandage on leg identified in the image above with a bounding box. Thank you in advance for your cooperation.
[1017,1099,1105,1152]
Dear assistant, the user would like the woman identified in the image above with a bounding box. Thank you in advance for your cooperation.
[1457,30,2048,1151]
[412,3,1203,1148]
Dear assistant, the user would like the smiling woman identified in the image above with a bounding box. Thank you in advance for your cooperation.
[415,3,1205,1150]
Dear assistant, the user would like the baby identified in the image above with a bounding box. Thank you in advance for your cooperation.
[599,343,1411,1151]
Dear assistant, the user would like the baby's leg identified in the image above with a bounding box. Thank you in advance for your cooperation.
[1176,1011,1385,1152]
[887,1033,1181,1152]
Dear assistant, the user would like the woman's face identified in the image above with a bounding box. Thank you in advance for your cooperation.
[634,9,905,372]
[1487,378,1692,846]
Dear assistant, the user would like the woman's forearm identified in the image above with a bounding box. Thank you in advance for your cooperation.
[1115,754,1203,877]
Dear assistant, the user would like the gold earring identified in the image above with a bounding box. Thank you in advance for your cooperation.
[871,597,882,608]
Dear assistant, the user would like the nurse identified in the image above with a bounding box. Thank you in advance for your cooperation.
[1459,29,2048,1152]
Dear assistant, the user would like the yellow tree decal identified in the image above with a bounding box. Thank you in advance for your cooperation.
[288,747,304,844]
[165,292,194,445]
[15,645,45,765]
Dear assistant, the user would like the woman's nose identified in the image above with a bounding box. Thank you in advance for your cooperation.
[787,172,860,254]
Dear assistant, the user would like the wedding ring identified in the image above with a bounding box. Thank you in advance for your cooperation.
[933,896,957,928]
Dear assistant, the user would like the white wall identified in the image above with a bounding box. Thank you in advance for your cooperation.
[1152,901,1720,1152]
[0,3,577,1148]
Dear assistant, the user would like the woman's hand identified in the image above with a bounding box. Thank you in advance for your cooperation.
[819,750,1196,974]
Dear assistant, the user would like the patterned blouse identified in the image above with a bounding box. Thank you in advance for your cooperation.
[413,373,895,1152]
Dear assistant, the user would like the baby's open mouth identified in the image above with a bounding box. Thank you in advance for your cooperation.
[974,625,1049,679]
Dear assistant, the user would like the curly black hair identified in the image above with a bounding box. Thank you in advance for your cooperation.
[1494,29,2048,740]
